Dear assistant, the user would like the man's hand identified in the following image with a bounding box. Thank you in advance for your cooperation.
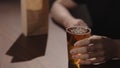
[70,35,119,65]
[64,18,88,28]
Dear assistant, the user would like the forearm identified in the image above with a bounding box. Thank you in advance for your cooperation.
[50,1,77,28]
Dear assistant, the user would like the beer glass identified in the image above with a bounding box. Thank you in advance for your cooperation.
[66,26,91,68]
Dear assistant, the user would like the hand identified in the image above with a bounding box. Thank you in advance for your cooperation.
[64,18,88,28]
[70,35,119,65]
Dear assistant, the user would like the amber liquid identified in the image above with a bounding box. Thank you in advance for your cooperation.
[66,27,91,68]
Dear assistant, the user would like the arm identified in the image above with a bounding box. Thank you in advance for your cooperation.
[50,0,87,28]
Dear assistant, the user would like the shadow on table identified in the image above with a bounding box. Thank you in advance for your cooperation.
[6,34,48,63]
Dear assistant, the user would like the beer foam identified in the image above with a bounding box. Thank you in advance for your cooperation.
[69,27,88,35]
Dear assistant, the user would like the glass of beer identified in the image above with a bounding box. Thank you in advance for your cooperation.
[66,26,91,68]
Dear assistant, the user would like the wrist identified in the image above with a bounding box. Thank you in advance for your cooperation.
[63,17,76,28]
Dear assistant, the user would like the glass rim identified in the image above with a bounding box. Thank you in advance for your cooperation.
[66,26,91,35]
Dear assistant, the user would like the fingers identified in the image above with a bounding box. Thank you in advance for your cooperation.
[87,43,103,52]
[71,51,105,65]
[74,35,104,47]
[74,38,90,47]
[70,43,103,55]
[70,42,105,65]
[74,35,109,47]
[70,47,87,54]
[80,57,105,65]
[89,35,109,44]
[72,54,89,60]
[71,51,104,60]
[91,57,105,65]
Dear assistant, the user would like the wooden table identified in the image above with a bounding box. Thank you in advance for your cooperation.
[0,1,68,68]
